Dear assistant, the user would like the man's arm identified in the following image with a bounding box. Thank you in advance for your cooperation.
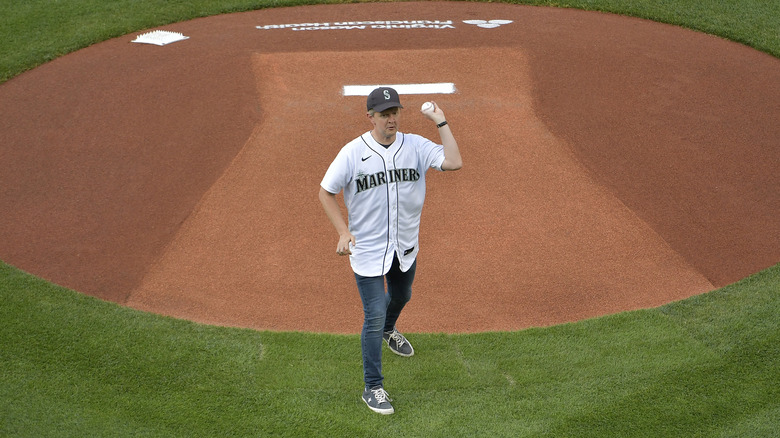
[421,101,462,171]
[319,187,355,256]
[437,122,462,171]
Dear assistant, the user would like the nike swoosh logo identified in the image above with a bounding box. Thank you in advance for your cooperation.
[362,156,371,161]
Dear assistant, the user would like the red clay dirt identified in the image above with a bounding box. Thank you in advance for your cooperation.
[1,3,778,333]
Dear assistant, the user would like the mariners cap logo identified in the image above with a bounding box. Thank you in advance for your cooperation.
[367,87,404,112]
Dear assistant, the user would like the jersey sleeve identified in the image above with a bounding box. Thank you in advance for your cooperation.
[416,134,446,171]
[320,146,353,194]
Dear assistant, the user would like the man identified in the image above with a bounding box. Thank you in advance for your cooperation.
[319,86,462,414]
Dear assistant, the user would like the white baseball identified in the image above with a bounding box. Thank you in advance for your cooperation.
[421,101,434,112]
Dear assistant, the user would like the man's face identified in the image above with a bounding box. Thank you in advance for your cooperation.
[369,107,401,141]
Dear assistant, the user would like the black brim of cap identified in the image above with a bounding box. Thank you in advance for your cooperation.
[371,102,404,112]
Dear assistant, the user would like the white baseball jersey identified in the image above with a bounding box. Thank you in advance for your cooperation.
[321,131,446,277]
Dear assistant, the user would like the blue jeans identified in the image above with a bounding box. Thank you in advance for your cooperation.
[354,256,416,389]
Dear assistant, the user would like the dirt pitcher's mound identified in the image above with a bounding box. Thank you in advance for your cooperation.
[1,3,778,333]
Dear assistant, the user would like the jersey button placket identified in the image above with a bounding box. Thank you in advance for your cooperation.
[388,164,399,253]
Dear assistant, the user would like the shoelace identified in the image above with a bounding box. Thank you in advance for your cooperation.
[372,387,393,403]
[388,331,406,348]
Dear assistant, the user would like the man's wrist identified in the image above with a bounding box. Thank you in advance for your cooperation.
[436,120,448,128]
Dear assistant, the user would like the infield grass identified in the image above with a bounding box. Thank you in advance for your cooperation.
[1,0,779,436]
[2,261,778,436]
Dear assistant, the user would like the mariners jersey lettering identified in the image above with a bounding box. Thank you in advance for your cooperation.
[321,132,446,277]
[356,168,420,193]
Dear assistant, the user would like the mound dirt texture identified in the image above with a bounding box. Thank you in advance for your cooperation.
[1,3,778,333]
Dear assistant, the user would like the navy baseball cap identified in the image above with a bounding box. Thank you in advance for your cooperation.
[367,87,404,112]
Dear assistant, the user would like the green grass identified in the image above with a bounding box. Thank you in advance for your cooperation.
[1,0,779,435]
[2,261,778,436]
[2,0,780,83]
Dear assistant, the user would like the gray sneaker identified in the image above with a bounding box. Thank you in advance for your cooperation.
[383,329,414,357]
[362,386,394,415]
